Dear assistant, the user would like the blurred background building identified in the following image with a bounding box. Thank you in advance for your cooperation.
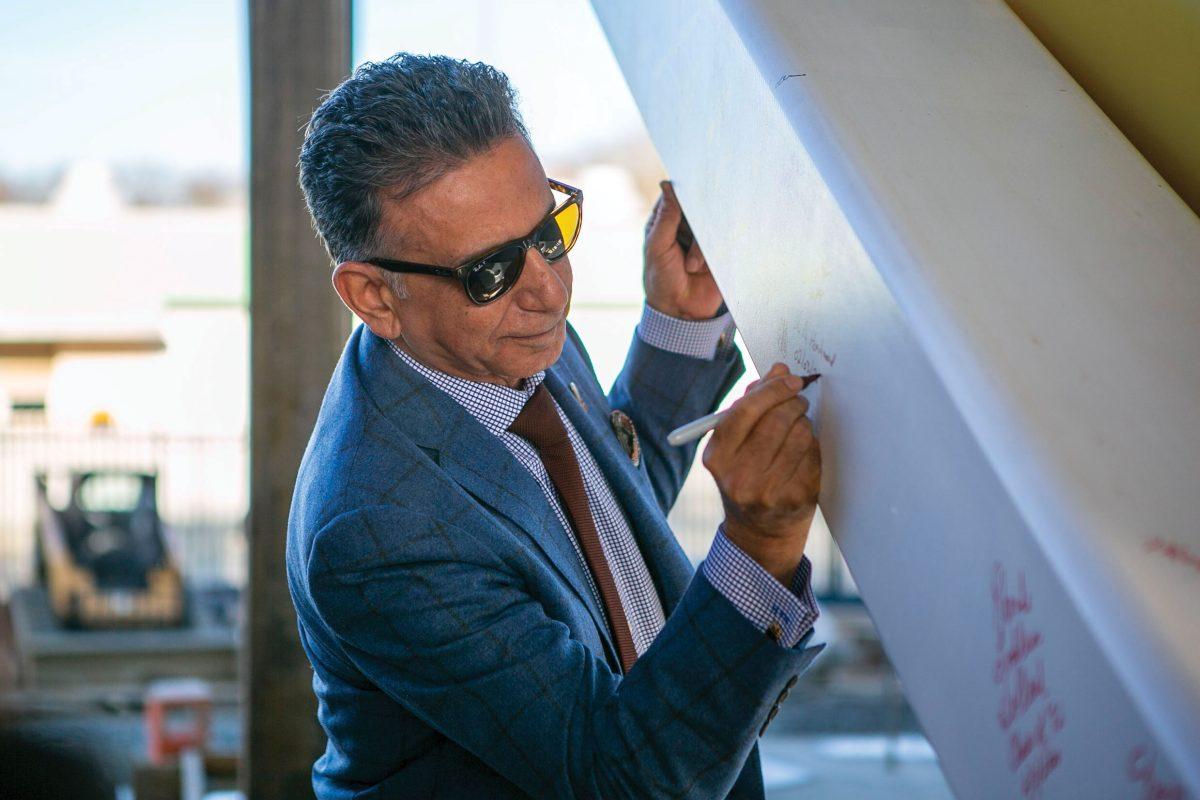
[0,1,949,798]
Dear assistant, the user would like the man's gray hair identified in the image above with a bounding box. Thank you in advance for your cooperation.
[298,53,532,290]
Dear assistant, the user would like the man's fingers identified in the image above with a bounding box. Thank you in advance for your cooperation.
[736,395,807,469]
[744,362,787,394]
[743,362,787,396]
[645,180,683,254]
[684,239,708,274]
[643,194,663,238]
[775,415,815,481]
[713,369,808,452]
[662,179,681,206]
[781,422,821,491]
[762,362,788,380]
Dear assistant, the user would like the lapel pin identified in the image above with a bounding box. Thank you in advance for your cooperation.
[610,410,641,467]
[569,381,589,412]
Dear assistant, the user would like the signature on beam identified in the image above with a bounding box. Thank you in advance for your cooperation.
[1145,538,1200,575]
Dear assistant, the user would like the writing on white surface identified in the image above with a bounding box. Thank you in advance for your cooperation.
[1127,744,1188,800]
[991,563,1066,797]
[790,324,838,376]
[1145,537,1200,575]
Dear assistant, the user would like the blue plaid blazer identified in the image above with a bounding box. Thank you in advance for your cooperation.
[286,322,825,799]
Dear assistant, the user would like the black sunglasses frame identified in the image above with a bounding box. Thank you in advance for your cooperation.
[366,178,583,305]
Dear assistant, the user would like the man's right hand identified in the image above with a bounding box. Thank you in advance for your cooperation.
[701,362,821,585]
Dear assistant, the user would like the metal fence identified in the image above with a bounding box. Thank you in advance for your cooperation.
[0,423,855,602]
[0,425,247,599]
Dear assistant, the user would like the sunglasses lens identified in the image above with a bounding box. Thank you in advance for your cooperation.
[465,245,523,303]
[534,200,581,261]
[460,194,581,304]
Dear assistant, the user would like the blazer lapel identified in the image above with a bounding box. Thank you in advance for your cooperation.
[544,368,695,615]
[354,328,618,665]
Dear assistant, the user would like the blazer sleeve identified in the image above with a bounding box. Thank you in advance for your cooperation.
[604,329,745,513]
[307,504,823,800]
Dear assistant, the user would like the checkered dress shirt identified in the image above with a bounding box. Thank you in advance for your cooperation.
[387,304,818,652]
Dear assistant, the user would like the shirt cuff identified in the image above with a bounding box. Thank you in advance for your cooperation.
[636,303,737,361]
[700,526,820,648]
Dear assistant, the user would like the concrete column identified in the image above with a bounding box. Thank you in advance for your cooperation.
[246,2,351,797]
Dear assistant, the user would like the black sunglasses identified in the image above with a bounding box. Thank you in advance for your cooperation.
[367,178,583,305]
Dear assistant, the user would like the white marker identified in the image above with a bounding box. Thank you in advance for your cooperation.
[666,373,820,447]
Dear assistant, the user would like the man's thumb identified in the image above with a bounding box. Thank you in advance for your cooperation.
[648,181,682,250]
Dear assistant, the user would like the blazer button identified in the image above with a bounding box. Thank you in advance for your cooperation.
[758,704,781,737]
[785,675,799,690]
[777,688,791,705]
[766,621,784,643]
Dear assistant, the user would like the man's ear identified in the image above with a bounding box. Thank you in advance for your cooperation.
[332,261,403,340]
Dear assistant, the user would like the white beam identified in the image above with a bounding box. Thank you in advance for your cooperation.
[591,1,1200,796]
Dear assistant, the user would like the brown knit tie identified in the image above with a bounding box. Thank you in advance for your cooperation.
[509,383,638,673]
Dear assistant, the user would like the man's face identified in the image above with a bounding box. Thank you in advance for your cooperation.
[378,136,573,388]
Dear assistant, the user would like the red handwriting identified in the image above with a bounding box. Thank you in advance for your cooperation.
[1146,538,1200,575]
[1021,748,1063,798]
[991,562,1066,797]
[992,565,1032,650]
[1008,702,1065,771]
[1127,745,1187,800]
[994,621,1043,685]
[997,660,1046,731]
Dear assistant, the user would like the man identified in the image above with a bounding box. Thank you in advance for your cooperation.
[288,53,825,799]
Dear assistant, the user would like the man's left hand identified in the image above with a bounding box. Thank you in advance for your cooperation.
[643,180,725,320]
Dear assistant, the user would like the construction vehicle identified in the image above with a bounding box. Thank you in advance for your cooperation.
[34,471,184,628]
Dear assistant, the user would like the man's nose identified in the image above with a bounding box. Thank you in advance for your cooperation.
[515,247,569,310]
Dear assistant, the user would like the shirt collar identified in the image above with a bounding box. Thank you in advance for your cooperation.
[385,339,546,437]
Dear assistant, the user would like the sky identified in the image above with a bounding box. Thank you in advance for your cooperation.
[0,0,647,179]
